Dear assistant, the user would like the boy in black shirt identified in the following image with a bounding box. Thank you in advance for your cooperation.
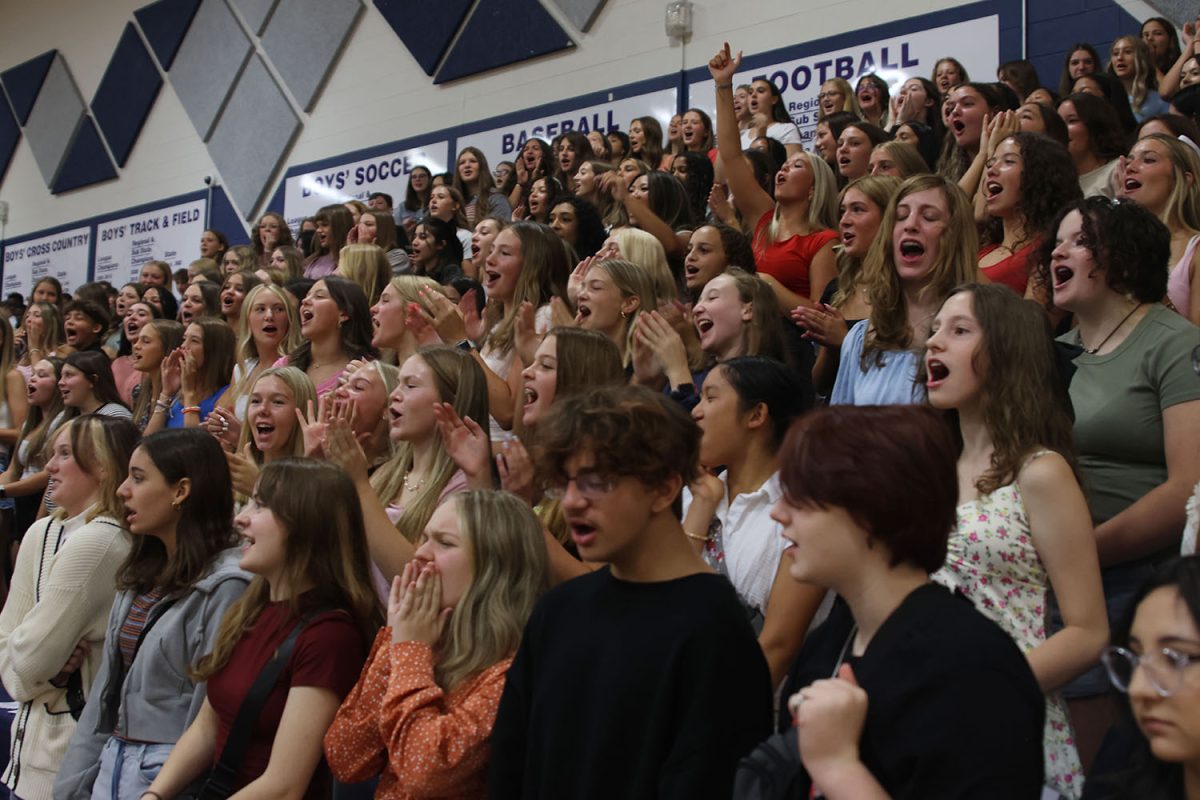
[488,385,772,800]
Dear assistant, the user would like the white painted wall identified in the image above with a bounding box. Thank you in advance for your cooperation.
[0,0,973,241]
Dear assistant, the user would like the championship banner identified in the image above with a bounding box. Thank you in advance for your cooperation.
[2,226,91,300]
[687,15,1000,147]
[94,197,208,287]
[283,142,451,231]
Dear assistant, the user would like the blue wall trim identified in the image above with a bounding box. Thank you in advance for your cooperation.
[0,51,57,126]
[92,22,163,167]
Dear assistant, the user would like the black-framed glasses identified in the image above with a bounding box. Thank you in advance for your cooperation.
[543,471,617,501]
[1101,645,1200,697]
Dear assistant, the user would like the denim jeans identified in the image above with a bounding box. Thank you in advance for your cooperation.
[91,738,174,800]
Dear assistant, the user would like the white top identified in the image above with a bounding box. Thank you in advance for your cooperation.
[1183,481,1199,556]
[681,471,786,613]
[740,121,802,148]
[456,228,472,260]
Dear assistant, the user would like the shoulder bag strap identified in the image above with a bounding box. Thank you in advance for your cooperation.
[200,609,331,800]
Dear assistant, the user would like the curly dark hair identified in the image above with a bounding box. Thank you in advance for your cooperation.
[985,132,1082,251]
[710,222,755,272]
[551,195,607,259]
[1035,197,1170,304]
[532,384,701,494]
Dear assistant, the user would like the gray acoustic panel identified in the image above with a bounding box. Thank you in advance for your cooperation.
[23,54,86,188]
[229,0,279,34]
[206,55,299,217]
[260,0,362,111]
[548,0,607,31]
[169,0,253,141]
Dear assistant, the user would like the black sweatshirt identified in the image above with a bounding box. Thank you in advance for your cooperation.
[488,567,772,799]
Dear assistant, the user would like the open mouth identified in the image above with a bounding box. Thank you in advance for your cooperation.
[926,358,950,387]
[952,120,966,134]
[898,239,926,260]
[985,181,1004,200]
[64,327,79,344]
[841,231,856,247]
[695,317,714,339]
[300,309,315,326]
[389,405,403,425]
[221,295,234,308]
[254,421,275,440]
[575,303,592,323]
[684,263,701,278]
[838,156,852,168]
[523,386,539,406]
[484,269,501,287]
[260,323,278,337]
[568,520,597,547]
[1124,178,1142,192]
[1053,264,1075,288]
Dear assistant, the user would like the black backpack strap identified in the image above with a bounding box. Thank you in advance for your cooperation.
[200,609,331,800]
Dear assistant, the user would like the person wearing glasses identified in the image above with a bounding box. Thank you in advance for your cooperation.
[1090,556,1200,798]
[488,385,772,799]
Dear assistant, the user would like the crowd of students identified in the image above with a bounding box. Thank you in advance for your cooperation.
[0,20,1196,800]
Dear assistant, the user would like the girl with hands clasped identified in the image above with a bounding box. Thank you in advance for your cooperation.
[924,284,1107,797]
[145,319,234,433]
[325,490,549,799]
[0,416,139,800]
[710,43,839,313]
[737,405,1046,799]
[142,458,377,800]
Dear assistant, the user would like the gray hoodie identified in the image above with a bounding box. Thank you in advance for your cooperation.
[53,548,250,800]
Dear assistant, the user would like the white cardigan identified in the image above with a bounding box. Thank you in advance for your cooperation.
[0,508,129,800]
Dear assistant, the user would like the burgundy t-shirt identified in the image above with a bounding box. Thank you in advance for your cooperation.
[206,601,366,798]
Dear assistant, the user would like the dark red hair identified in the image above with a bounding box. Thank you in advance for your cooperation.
[779,405,957,573]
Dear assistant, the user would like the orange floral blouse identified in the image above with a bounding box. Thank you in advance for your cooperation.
[324,628,512,799]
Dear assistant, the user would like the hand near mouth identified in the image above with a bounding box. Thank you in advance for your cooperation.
[984,110,1020,158]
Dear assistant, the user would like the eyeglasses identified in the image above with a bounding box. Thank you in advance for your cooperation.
[817,91,843,101]
[543,470,616,500]
[1101,645,1200,697]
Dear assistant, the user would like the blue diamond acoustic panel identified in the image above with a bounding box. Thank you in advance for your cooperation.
[53,116,118,193]
[92,22,163,167]
[0,51,56,126]
[0,91,19,185]
[548,0,607,31]
[134,0,203,70]
[435,0,574,84]
[373,0,475,76]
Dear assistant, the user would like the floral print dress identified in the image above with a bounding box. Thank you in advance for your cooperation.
[932,453,1084,799]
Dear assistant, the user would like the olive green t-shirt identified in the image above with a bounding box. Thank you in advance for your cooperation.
[1059,304,1200,526]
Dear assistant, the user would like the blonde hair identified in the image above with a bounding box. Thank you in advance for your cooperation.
[370,347,490,542]
[607,227,677,303]
[819,78,863,120]
[50,416,139,523]
[481,222,571,357]
[761,152,839,250]
[436,491,548,688]
[131,320,184,426]
[20,302,65,366]
[1139,134,1200,232]
[235,367,316,465]
[227,284,303,411]
[832,175,902,306]
[871,141,929,178]
[337,244,392,304]
[860,174,979,366]
[590,258,665,366]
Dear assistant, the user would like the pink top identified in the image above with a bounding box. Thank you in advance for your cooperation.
[372,470,469,600]
[1167,233,1200,320]
[270,356,351,398]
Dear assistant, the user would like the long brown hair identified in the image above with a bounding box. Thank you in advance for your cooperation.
[193,458,381,680]
[923,284,1079,495]
[117,429,238,595]
[860,174,978,368]
[482,222,571,357]
[832,175,901,306]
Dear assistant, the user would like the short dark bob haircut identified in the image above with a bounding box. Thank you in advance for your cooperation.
[779,404,957,573]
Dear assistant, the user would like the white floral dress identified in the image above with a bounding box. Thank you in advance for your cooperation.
[932,455,1084,798]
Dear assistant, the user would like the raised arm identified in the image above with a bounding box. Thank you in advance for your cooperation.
[710,44,776,224]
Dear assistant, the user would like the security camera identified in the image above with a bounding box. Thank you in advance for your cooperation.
[203,176,213,185]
